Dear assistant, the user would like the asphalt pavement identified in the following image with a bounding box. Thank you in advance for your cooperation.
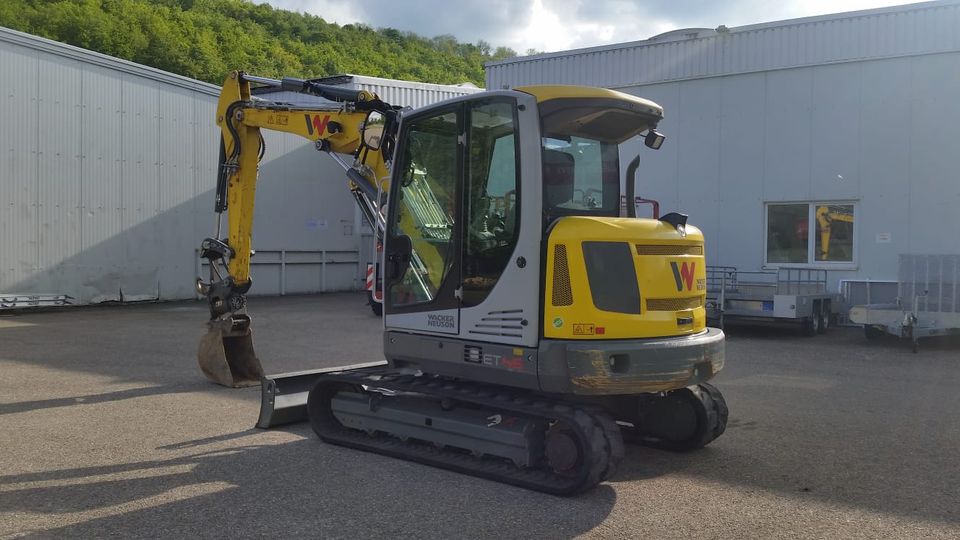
[1,293,959,538]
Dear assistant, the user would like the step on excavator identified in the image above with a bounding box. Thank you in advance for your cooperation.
[196,71,728,495]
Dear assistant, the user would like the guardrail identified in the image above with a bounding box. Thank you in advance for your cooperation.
[196,248,363,297]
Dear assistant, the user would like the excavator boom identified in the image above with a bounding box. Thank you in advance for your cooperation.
[197,71,396,387]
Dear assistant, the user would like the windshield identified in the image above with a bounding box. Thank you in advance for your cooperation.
[539,98,659,222]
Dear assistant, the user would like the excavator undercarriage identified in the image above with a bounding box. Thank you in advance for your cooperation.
[305,366,726,495]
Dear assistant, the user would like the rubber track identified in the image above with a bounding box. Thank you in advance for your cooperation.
[625,382,729,451]
[307,367,623,496]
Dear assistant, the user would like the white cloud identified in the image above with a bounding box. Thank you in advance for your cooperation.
[259,0,923,54]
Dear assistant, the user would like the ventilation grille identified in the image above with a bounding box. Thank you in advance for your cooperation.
[646,296,703,311]
[463,345,483,363]
[552,244,573,306]
[469,309,525,338]
[635,244,703,256]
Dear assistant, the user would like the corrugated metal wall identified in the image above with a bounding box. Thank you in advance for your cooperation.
[349,74,482,109]
[620,52,960,289]
[487,1,960,90]
[0,27,482,305]
[0,27,221,303]
[487,1,960,291]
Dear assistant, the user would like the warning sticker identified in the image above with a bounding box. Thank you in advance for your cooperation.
[572,323,595,336]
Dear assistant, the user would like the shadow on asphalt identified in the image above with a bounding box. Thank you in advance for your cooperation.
[0,383,210,416]
[0,433,618,538]
[0,294,384,390]
[610,436,960,526]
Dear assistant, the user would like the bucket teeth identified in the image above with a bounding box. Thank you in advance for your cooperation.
[198,317,263,388]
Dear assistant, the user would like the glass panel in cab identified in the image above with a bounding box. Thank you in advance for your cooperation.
[388,110,458,307]
[538,98,660,224]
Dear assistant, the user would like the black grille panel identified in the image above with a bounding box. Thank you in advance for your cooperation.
[582,242,640,314]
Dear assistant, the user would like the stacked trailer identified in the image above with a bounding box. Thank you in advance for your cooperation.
[849,254,960,352]
[706,267,841,335]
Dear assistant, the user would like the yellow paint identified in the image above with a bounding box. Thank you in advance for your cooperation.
[215,72,390,284]
[544,216,707,339]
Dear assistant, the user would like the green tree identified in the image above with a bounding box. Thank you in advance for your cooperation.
[0,0,522,87]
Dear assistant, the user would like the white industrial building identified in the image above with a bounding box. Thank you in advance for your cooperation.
[0,26,480,306]
[487,0,960,302]
[5,1,960,310]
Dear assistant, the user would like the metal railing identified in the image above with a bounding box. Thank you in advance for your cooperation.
[706,267,828,297]
[0,293,73,309]
[899,254,960,314]
[197,248,362,297]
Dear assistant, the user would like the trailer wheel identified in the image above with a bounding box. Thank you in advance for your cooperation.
[817,301,830,334]
[802,314,820,336]
[864,325,884,340]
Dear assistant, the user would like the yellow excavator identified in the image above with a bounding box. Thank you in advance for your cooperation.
[196,71,728,494]
[816,205,854,261]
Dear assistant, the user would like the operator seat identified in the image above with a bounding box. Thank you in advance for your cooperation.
[543,149,575,208]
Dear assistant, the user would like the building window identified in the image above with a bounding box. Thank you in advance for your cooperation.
[765,202,856,267]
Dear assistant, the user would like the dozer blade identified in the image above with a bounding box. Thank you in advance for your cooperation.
[256,361,387,429]
[198,316,264,388]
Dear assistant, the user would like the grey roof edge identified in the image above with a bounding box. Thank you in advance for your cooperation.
[0,25,221,96]
[253,72,485,97]
[601,48,960,91]
[341,73,485,92]
[485,0,959,68]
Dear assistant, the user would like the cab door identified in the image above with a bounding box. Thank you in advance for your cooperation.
[383,106,462,334]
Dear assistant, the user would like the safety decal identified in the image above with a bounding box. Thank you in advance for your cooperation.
[572,323,595,336]
[267,114,289,126]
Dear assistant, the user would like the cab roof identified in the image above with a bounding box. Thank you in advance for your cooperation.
[515,85,663,119]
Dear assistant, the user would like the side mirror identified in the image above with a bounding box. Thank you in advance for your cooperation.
[644,129,665,150]
[363,110,386,150]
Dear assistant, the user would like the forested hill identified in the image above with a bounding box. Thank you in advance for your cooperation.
[0,0,519,86]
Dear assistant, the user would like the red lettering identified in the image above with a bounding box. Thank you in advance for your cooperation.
[501,357,524,371]
[312,114,330,136]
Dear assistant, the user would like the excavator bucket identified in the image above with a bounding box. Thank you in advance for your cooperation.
[198,315,264,387]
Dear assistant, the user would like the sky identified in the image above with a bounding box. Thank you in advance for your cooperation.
[259,0,921,54]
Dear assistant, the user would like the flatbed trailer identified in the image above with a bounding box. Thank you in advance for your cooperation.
[849,254,960,352]
[706,267,841,335]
